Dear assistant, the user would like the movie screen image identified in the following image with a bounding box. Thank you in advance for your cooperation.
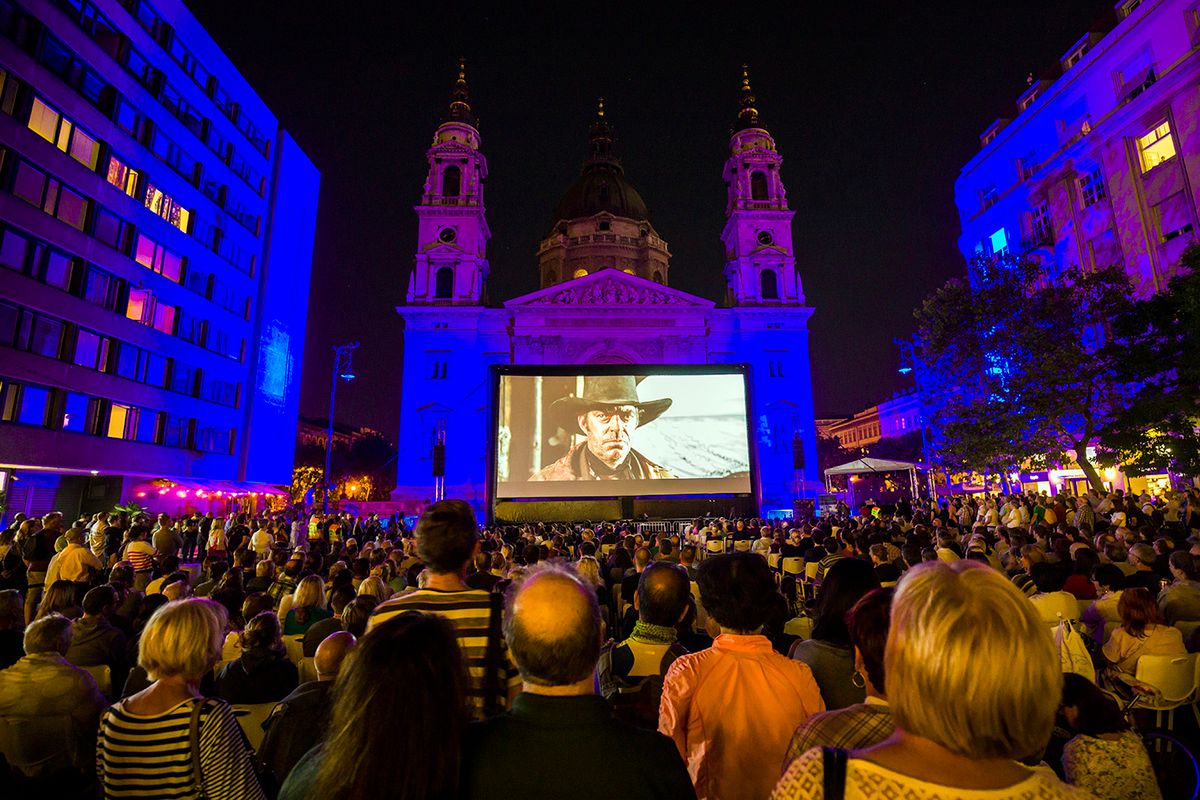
[494,371,752,499]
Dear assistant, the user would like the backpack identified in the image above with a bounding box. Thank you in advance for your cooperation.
[1055,617,1096,683]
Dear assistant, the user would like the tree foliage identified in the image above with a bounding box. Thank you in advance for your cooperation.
[1098,243,1200,476]
[914,252,1132,491]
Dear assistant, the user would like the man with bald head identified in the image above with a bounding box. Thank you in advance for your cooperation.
[258,631,357,783]
[461,562,695,799]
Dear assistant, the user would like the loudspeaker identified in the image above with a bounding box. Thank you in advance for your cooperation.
[792,436,805,470]
[432,442,446,477]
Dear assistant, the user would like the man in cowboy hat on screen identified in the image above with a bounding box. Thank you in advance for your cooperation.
[530,376,676,481]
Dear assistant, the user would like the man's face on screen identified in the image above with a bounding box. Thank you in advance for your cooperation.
[579,405,639,469]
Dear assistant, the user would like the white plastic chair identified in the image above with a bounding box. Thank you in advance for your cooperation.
[230,703,277,752]
[767,553,782,570]
[1124,653,1199,732]
[704,540,724,556]
[733,540,751,553]
[782,557,804,576]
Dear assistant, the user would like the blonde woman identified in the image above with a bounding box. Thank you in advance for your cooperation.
[773,560,1091,800]
[357,575,392,603]
[97,599,264,799]
[283,575,330,635]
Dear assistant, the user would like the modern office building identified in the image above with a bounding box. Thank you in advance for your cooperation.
[0,0,319,518]
[954,0,1197,496]
[956,0,1197,295]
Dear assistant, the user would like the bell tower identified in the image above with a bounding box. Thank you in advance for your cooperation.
[407,60,491,305]
[720,66,804,305]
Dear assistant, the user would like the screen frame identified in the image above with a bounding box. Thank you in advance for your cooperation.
[487,363,761,510]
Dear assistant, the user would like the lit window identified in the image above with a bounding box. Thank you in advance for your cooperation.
[1137,121,1176,173]
[69,128,99,170]
[144,183,191,232]
[153,302,176,334]
[106,155,140,198]
[28,98,60,143]
[126,288,151,323]
[107,403,131,439]
[573,268,588,279]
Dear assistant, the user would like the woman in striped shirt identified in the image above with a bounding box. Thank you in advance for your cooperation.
[97,598,265,800]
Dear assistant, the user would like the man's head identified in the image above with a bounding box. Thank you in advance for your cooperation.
[24,613,72,656]
[633,546,651,571]
[415,500,479,575]
[503,562,600,687]
[578,405,639,469]
[83,585,117,618]
[65,527,87,546]
[314,630,356,681]
[636,562,691,627]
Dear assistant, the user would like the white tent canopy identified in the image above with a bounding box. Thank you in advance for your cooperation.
[824,457,930,477]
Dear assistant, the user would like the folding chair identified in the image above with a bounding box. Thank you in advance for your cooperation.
[230,703,277,752]
[1121,654,1198,733]
[81,664,112,699]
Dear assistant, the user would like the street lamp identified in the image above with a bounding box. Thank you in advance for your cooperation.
[324,342,360,514]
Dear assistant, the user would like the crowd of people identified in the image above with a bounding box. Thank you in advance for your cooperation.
[0,484,1195,799]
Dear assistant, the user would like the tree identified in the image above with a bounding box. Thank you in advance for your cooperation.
[1098,243,1200,477]
[913,252,1132,492]
[817,433,854,473]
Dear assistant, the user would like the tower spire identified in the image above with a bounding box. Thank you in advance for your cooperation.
[734,64,763,131]
[587,96,619,167]
[442,57,477,127]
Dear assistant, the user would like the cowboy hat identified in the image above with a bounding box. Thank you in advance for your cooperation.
[550,375,672,432]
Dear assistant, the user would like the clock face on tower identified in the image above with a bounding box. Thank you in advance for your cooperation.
[756,230,774,246]
[439,227,457,244]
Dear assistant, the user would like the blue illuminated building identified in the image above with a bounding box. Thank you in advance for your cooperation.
[394,67,821,516]
[0,0,318,516]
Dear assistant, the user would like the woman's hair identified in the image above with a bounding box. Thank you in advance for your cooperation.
[293,575,328,610]
[1060,673,1128,736]
[341,596,378,638]
[1170,551,1199,581]
[313,613,467,800]
[1091,563,1125,592]
[240,592,274,626]
[574,555,601,587]
[356,576,389,602]
[1117,588,1162,637]
[139,599,227,680]
[35,580,78,620]
[811,559,880,646]
[886,560,1060,761]
[846,587,894,695]
[1072,547,1099,577]
[696,553,779,632]
[241,610,283,652]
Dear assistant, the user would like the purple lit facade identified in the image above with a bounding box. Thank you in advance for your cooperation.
[395,71,821,516]
[0,0,319,518]
[957,0,1198,294]
[953,0,1199,496]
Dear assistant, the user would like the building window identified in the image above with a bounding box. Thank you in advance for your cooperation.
[0,228,29,271]
[73,329,109,371]
[652,270,663,284]
[442,165,461,197]
[750,171,768,201]
[93,209,129,251]
[1137,121,1176,173]
[27,98,100,170]
[83,268,117,308]
[27,314,65,358]
[61,391,89,433]
[144,183,191,233]
[107,403,132,439]
[40,249,75,291]
[15,384,50,426]
[134,233,184,282]
[1153,193,1194,242]
[760,269,778,299]
[573,268,588,279]
[126,288,151,324]
[988,227,1009,256]
[1078,169,1106,208]
[106,155,140,198]
[11,161,90,231]
[980,185,998,210]
[1030,204,1052,246]
[434,267,453,299]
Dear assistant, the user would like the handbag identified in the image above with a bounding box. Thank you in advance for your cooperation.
[189,698,280,799]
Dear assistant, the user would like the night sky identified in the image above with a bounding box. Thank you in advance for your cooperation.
[190,0,1113,437]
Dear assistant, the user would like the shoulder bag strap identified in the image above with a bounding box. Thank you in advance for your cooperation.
[482,590,504,717]
[190,699,207,799]
[822,746,848,800]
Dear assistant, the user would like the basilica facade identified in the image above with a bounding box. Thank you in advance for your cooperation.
[393,66,821,517]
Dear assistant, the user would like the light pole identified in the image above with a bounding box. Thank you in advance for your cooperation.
[324,342,360,514]
[896,336,938,500]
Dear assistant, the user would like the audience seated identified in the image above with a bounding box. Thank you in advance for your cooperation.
[462,562,695,799]
[278,614,465,800]
[0,614,106,776]
[597,561,691,729]
[790,558,880,709]
[661,552,823,800]
[260,630,356,786]
[65,584,129,692]
[34,579,80,621]
[97,598,265,799]
[1028,562,1081,624]
[215,610,299,704]
[773,560,1090,799]
[782,587,895,766]
[1158,551,1200,625]
[283,576,331,635]
[1058,673,1161,800]
[303,583,353,656]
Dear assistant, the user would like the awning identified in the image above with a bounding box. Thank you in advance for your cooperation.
[824,457,931,477]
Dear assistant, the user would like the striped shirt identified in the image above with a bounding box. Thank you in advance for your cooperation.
[97,696,265,800]
[123,541,156,573]
[369,588,521,719]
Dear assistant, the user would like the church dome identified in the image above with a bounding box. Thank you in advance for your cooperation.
[552,101,651,224]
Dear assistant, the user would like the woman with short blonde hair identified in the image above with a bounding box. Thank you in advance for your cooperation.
[283,575,331,635]
[357,576,391,602]
[774,561,1089,799]
[97,599,265,798]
